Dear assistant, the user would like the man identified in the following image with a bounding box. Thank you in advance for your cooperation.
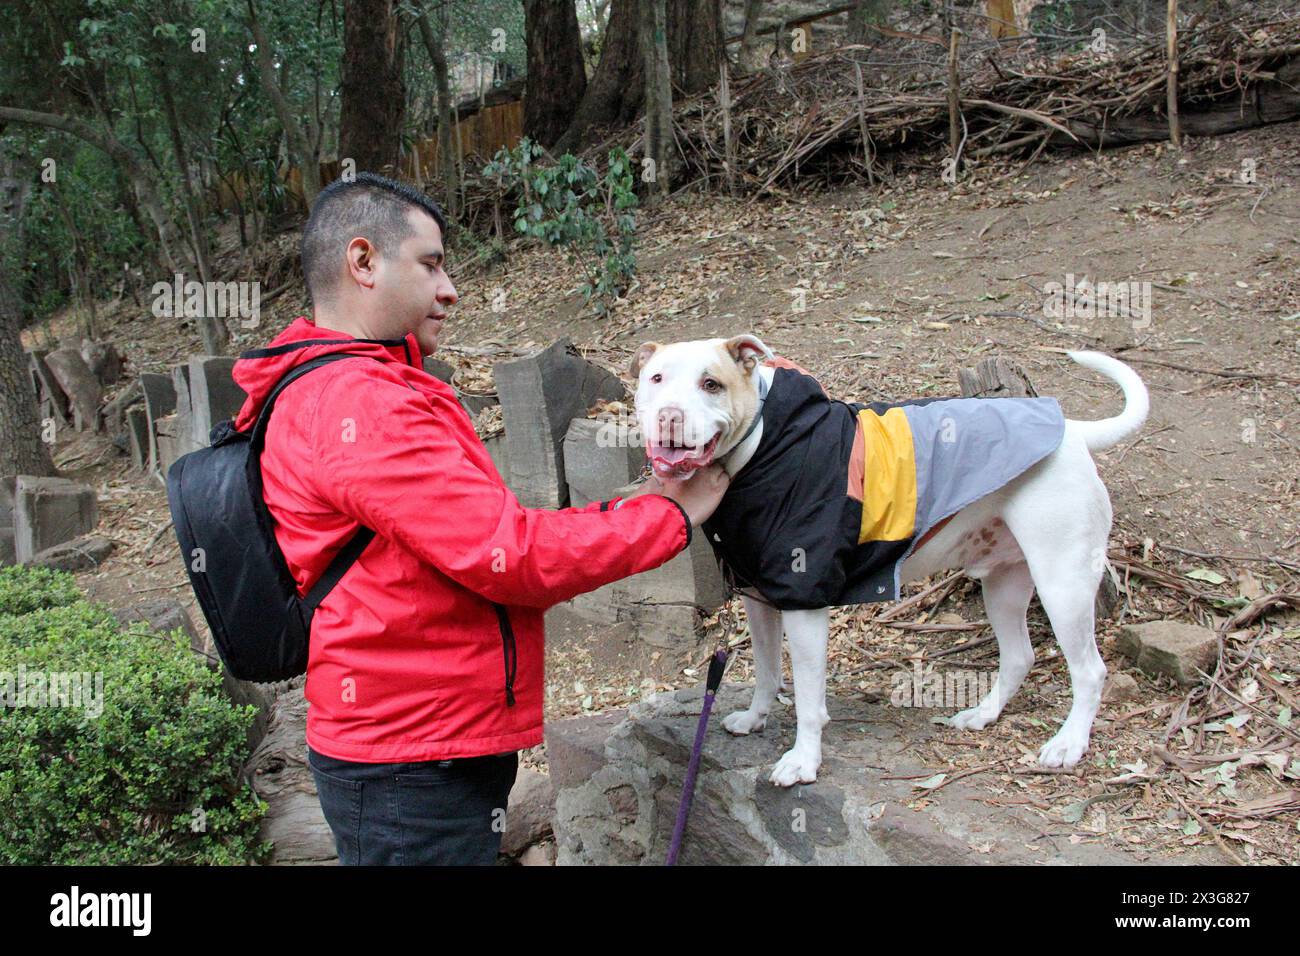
[230,173,728,865]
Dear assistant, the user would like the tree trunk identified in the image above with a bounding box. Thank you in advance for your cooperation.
[0,105,185,274]
[666,0,722,95]
[338,0,405,176]
[152,46,227,355]
[413,0,459,215]
[553,0,645,153]
[555,0,728,152]
[0,155,57,477]
[523,0,588,148]
[641,0,672,199]
[247,0,322,205]
[737,0,766,72]
[847,0,890,44]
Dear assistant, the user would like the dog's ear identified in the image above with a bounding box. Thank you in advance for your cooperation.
[629,341,662,379]
[724,334,774,373]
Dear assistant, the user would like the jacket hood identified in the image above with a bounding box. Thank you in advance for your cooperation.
[232,317,422,431]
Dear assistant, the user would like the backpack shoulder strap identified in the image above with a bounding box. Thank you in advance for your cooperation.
[247,353,379,609]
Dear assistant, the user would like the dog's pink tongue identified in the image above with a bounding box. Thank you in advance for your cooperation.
[649,444,693,464]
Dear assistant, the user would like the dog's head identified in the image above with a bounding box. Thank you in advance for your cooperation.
[630,334,774,479]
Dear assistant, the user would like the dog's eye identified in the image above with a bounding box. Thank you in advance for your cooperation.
[650,373,662,384]
[702,379,722,392]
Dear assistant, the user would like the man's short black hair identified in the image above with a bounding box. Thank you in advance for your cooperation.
[300,172,448,305]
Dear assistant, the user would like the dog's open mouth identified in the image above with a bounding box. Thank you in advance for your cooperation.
[648,431,721,479]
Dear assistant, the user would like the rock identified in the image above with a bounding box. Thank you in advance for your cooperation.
[13,475,98,565]
[422,356,455,383]
[27,350,70,427]
[560,415,723,645]
[80,340,123,386]
[567,537,724,648]
[125,405,150,470]
[139,372,178,473]
[501,767,556,856]
[482,432,509,479]
[1102,672,1142,703]
[154,414,184,477]
[0,476,16,567]
[101,381,142,437]
[171,362,202,457]
[493,340,626,508]
[1116,621,1219,686]
[562,417,643,508]
[29,534,114,571]
[43,347,103,431]
[114,598,202,655]
[517,842,556,866]
[245,691,338,864]
[549,687,1150,866]
[187,355,245,447]
[546,708,628,791]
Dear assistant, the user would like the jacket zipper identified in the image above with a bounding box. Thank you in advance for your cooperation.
[492,604,517,707]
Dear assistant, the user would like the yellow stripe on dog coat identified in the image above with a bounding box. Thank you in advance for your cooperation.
[858,406,917,544]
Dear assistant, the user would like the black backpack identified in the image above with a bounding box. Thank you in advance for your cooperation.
[166,355,376,682]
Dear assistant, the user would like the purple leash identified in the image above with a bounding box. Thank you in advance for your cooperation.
[665,647,729,866]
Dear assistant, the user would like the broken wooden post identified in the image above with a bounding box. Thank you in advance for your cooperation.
[957,356,1038,398]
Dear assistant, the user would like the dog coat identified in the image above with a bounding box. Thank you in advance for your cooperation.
[702,362,1066,610]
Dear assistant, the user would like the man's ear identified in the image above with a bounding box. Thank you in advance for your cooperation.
[345,237,378,290]
[630,341,662,379]
[724,334,774,373]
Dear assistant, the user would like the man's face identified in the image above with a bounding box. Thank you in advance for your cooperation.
[370,208,458,356]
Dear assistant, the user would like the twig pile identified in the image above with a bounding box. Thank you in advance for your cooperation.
[611,10,1300,195]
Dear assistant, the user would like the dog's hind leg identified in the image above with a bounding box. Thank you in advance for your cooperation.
[1030,571,1106,767]
[723,593,783,735]
[950,562,1035,731]
[769,607,830,786]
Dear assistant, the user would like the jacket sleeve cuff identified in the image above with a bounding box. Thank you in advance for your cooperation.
[660,496,693,550]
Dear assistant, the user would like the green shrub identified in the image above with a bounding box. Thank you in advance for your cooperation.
[0,566,269,864]
[484,139,638,315]
[0,565,81,617]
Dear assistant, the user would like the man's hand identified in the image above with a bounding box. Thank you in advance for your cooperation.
[659,464,730,527]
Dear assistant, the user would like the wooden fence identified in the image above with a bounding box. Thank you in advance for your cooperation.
[211,98,523,211]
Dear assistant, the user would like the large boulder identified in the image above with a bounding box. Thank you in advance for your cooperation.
[549,686,1152,866]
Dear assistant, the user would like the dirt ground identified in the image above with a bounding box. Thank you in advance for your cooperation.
[35,119,1300,864]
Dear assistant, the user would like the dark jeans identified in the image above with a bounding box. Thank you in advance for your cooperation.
[308,746,519,865]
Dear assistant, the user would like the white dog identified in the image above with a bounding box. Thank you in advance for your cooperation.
[632,336,1148,787]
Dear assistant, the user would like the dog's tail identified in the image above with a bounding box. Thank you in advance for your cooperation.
[1065,351,1150,452]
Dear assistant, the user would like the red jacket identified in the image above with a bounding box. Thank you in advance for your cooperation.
[231,318,691,762]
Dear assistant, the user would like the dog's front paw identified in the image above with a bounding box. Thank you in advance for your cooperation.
[1038,730,1088,768]
[722,709,767,735]
[769,747,819,787]
[949,703,999,731]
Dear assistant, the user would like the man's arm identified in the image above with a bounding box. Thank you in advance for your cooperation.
[310,371,691,609]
